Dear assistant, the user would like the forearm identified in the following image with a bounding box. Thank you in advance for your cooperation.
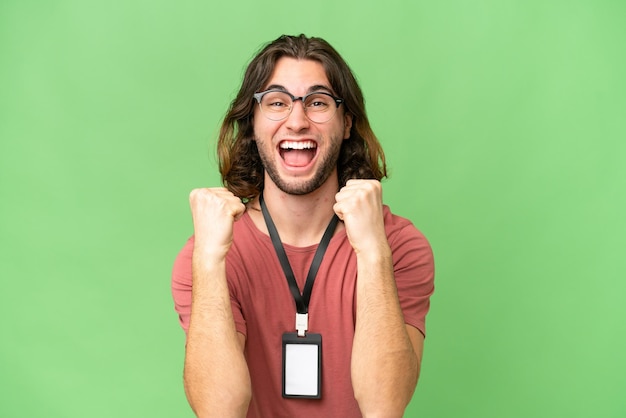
[351,248,419,418]
[184,254,251,418]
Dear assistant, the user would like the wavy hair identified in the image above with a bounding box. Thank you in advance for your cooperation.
[218,34,386,200]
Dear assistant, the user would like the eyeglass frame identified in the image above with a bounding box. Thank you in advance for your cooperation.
[252,89,345,123]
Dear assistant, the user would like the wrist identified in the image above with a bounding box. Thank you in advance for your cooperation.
[192,239,231,263]
[354,242,392,262]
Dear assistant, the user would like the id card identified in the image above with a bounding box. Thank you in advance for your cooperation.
[282,332,322,399]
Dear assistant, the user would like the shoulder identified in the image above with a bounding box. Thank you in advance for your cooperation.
[382,205,433,265]
[383,206,429,243]
[172,235,194,280]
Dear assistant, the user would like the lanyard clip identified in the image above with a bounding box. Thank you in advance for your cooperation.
[296,313,308,337]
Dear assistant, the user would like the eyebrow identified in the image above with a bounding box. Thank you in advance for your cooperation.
[264,84,335,95]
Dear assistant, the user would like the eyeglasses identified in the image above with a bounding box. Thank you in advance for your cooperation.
[253,89,344,123]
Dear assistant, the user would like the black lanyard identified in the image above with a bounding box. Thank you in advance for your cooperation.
[260,194,339,316]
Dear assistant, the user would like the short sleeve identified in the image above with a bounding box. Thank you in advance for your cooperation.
[171,237,194,333]
[390,223,435,337]
[171,236,247,337]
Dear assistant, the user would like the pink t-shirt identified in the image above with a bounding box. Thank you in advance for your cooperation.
[172,205,434,417]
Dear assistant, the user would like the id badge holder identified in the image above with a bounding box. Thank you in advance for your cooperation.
[282,332,322,399]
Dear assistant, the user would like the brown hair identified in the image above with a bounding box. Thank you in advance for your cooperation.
[218,34,387,200]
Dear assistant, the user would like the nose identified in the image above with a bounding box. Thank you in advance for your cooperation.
[285,99,310,131]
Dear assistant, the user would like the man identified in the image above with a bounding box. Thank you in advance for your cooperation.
[172,34,434,418]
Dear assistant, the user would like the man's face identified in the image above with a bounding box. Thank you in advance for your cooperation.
[253,57,352,196]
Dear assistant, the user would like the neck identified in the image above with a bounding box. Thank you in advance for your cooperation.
[250,177,341,247]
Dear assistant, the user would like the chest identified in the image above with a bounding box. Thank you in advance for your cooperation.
[229,237,358,335]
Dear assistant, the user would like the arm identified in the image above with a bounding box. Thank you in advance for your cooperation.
[335,180,421,418]
[351,251,422,417]
[184,188,251,418]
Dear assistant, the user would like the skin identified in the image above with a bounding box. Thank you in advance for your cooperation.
[184,57,422,418]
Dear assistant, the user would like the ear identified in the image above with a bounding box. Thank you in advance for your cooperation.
[343,113,353,139]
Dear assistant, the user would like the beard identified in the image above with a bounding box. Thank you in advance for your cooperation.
[257,137,343,196]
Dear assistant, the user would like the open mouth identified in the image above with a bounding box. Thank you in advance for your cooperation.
[279,140,317,167]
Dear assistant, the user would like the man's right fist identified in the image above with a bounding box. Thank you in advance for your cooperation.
[189,187,246,258]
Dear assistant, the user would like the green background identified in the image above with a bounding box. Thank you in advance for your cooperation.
[1,1,624,417]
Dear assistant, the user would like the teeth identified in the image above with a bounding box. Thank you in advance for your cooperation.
[280,141,316,150]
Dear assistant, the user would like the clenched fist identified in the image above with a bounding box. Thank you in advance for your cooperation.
[189,187,246,260]
[333,180,389,256]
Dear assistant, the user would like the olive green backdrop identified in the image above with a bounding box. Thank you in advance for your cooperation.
[1,1,624,417]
